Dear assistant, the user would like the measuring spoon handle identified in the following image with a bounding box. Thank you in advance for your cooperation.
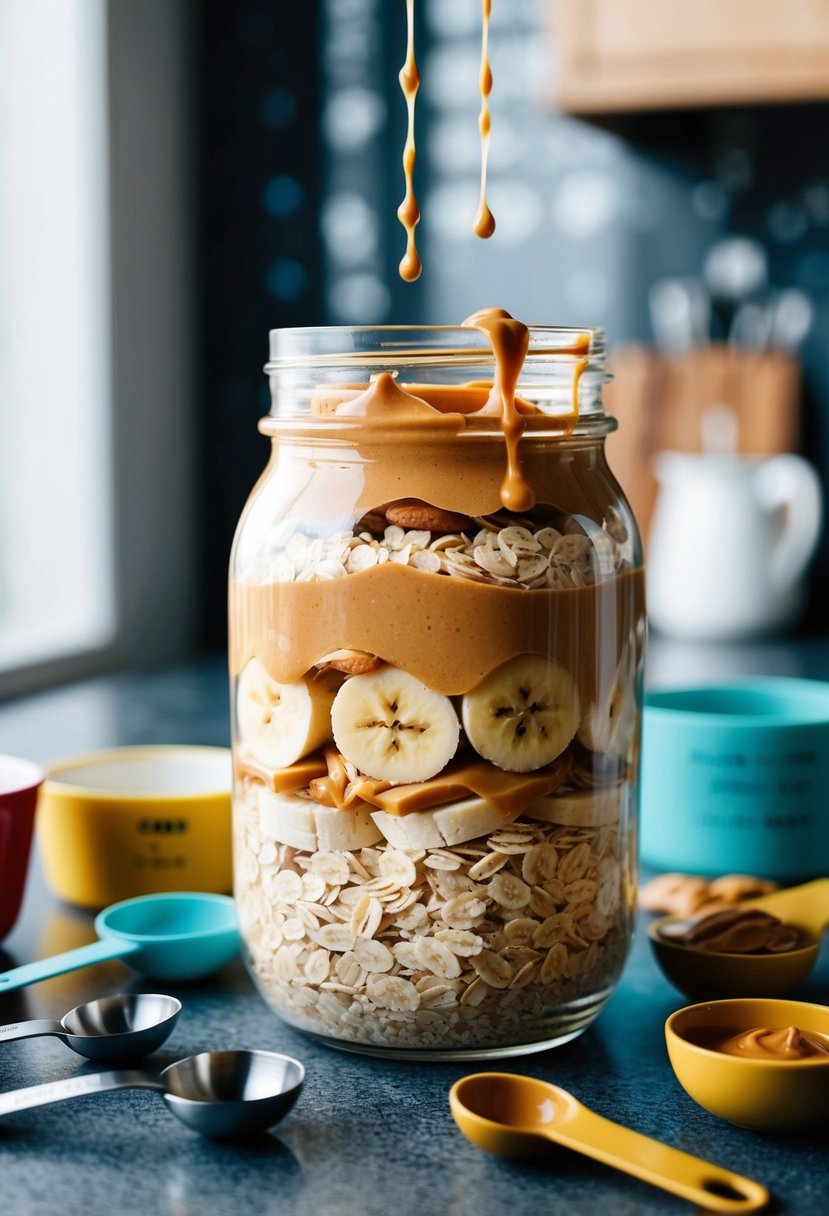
[0,1069,164,1117]
[0,1019,64,1043]
[555,1105,770,1213]
[0,938,140,993]
[751,877,829,938]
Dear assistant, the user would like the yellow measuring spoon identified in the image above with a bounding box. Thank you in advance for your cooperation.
[649,877,829,1000]
[450,1072,769,1213]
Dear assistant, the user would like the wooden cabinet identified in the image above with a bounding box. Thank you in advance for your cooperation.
[554,0,829,113]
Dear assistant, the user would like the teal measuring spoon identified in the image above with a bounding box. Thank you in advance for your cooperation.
[0,892,238,993]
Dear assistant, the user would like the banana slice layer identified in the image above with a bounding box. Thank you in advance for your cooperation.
[331,666,459,783]
[462,654,580,773]
[236,658,341,769]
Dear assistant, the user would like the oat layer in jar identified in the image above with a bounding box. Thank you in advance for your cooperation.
[230,315,645,1059]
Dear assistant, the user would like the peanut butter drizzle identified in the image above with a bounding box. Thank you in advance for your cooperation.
[463,308,533,512]
[690,1025,829,1060]
[473,0,495,239]
[397,0,422,282]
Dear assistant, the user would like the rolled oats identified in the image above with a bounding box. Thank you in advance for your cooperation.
[351,894,383,939]
[434,929,483,956]
[316,923,357,953]
[522,843,559,887]
[472,949,514,990]
[414,938,462,979]
[367,975,421,1012]
[468,851,510,880]
[235,774,632,1053]
[441,891,489,929]
[487,872,531,910]
[309,852,351,886]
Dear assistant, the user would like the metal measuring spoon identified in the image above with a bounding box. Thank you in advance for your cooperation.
[0,1049,304,1139]
[648,877,829,1000]
[450,1072,769,1214]
[0,993,181,1063]
[0,892,239,993]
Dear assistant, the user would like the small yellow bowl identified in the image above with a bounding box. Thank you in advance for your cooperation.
[38,746,232,909]
[666,998,829,1131]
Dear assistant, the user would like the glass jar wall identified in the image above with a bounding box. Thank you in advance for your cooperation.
[230,323,645,1059]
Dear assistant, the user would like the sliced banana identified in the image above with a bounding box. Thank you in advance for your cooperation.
[524,786,622,828]
[462,655,580,773]
[258,787,383,852]
[331,666,459,784]
[370,808,446,851]
[370,795,518,851]
[578,653,637,759]
[236,658,341,769]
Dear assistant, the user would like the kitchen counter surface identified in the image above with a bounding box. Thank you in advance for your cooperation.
[2,653,828,1216]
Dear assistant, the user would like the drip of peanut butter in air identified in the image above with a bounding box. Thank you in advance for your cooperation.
[473,0,495,239]
[397,0,422,282]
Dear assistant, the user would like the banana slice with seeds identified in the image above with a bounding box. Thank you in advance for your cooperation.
[578,652,637,759]
[331,666,459,784]
[462,655,579,773]
[236,658,341,769]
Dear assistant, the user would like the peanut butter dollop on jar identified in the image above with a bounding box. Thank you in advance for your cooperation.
[229,320,645,1059]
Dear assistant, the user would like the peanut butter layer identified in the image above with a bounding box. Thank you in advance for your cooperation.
[245,433,622,528]
[357,753,571,816]
[230,561,644,700]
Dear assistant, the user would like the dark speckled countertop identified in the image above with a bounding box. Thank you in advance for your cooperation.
[1,653,828,1216]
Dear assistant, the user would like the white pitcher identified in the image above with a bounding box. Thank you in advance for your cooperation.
[648,451,823,640]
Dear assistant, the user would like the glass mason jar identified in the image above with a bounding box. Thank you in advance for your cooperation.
[230,324,645,1059]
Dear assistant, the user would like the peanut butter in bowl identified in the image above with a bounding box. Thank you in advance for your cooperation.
[229,312,645,1058]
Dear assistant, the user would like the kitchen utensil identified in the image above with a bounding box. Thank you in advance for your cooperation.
[703,237,768,340]
[666,998,829,1130]
[648,451,822,640]
[648,277,710,351]
[0,1048,304,1139]
[449,1072,769,1212]
[0,754,44,940]
[38,746,232,908]
[641,680,829,879]
[728,301,773,352]
[649,879,829,1000]
[0,892,238,993]
[0,992,181,1062]
[769,289,813,352]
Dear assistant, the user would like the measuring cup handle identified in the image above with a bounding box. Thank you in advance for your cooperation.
[0,1019,64,1043]
[557,1106,769,1213]
[0,1069,163,1118]
[0,938,140,993]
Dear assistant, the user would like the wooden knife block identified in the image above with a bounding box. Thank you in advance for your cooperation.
[603,344,802,548]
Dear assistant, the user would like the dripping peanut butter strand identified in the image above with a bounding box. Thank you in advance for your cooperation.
[473,0,495,239]
[397,0,422,282]
[463,308,534,512]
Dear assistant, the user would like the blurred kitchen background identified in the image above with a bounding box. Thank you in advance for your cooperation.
[2,0,829,698]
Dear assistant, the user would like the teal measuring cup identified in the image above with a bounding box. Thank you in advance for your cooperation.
[0,892,238,993]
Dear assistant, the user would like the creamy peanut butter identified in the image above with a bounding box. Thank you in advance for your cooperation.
[658,908,805,955]
[231,561,642,701]
[688,1024,829,1060]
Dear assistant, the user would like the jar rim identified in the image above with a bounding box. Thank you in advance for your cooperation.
[266,324,607,370]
